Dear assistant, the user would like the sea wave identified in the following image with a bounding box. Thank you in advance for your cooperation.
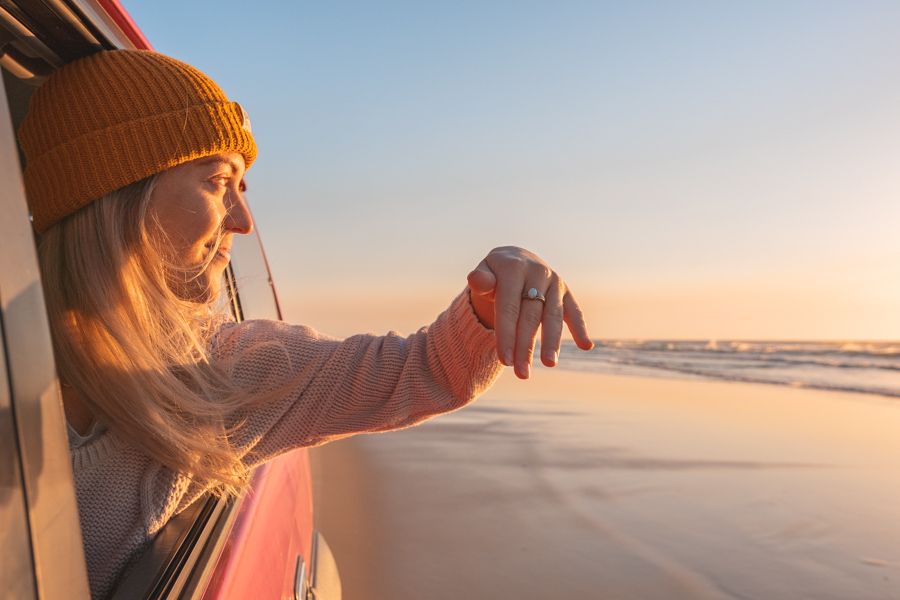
[596,339,900,358]
[557,340,900,399]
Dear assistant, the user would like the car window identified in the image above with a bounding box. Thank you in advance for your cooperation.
[228,228,283,321]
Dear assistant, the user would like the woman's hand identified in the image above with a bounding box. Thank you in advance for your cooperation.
[466,246,593,379]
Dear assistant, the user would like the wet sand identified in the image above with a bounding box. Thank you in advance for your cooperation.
[310,367,900,599]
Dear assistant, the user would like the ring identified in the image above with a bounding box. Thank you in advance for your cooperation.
[522,287,547,303]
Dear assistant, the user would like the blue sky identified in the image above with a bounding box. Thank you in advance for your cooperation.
[122,1,900,339]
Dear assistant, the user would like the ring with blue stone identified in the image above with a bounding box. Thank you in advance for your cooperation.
[522,287,547,303]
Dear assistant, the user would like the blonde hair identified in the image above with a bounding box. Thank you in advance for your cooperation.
[38,176,250,496]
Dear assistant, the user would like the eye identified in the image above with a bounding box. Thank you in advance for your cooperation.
[209,174,230,189]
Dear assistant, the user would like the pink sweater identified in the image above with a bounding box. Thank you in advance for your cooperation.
[68,291,503,598]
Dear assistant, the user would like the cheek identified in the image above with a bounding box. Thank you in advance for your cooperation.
[181,206,223,249]
[152,195,224,260]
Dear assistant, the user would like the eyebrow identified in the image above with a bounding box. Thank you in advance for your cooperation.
[194,155,244,174]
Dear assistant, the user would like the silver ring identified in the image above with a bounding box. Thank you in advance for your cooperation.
[522,287,547,303]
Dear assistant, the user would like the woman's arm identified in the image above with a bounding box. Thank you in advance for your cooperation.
[212,288,502,467]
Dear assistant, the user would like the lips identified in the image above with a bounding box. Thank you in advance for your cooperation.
[204,238,231,262]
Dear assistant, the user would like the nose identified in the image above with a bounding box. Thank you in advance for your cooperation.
[224,187,254,235]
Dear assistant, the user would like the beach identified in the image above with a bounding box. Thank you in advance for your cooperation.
[310,367,900,599]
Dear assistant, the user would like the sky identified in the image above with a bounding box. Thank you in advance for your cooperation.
[122,1,900,340]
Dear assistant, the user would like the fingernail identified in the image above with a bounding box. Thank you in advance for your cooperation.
[525,363,531,378]
[503,349,513,366]
[552,351,559,365]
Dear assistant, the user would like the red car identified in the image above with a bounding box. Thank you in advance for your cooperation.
[0,1,339,598]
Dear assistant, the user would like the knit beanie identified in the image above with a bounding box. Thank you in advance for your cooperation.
[17,49,257,233]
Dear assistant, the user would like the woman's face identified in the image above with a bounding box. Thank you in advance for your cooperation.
[147,152,252,300]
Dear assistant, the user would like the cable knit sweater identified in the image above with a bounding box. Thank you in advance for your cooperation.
[68,290,503,599]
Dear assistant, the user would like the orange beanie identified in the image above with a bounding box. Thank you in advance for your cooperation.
[17,49,257,233]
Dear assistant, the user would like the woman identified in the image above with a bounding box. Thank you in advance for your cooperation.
[17,49,593,598]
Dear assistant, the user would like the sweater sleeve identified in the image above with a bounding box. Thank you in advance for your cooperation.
[209,289,503,468]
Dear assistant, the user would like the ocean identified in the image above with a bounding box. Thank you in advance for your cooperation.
[558,340,900,399]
